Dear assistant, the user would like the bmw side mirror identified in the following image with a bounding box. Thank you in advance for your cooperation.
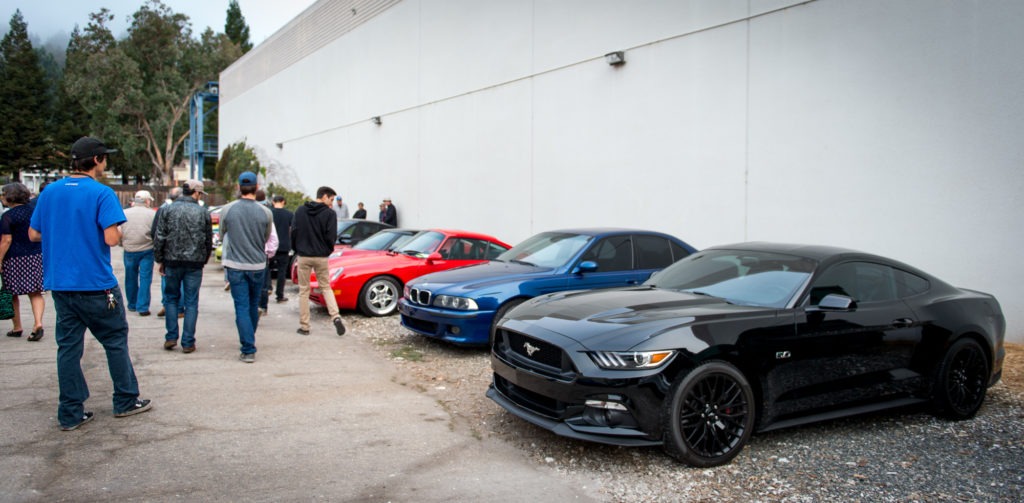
[575,260,598,274]
[809,294,857,311]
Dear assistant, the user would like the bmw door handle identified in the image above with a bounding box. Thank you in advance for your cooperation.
[892,318,914,328]
[626,280,639,285]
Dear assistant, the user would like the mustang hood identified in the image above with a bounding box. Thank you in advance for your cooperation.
[412,261,552,290]
[507,287,777,351]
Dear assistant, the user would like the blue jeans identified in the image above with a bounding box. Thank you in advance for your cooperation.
[123,249,154,313]
[163,266,203,348]
[226,267,265,355]
[52,287,140,428]
[160,275,184,312]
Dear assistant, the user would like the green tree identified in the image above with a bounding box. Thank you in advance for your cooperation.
[0,10,50,177]
[213,140,262,198]
[224,0,252,53]
[64,1,241,183]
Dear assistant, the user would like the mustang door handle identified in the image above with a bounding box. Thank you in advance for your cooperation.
[892,318,914,328]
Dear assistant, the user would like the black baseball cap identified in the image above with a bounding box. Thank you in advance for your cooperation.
[71,137,118,160]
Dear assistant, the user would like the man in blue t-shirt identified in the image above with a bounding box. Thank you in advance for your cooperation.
[29,137,152,431]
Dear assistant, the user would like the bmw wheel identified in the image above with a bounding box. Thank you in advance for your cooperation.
[932,338,989,419]
[358,276,400,316]
[489,299,525,347]
[661,360,755,467]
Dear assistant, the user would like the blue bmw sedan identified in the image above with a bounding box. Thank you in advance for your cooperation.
[398,228,696,346]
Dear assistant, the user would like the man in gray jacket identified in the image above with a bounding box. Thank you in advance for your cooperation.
[121,190,156,316]
[220,172,276,363]
[153,180,213,354]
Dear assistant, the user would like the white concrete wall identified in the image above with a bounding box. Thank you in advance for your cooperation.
[220,0,1024,342]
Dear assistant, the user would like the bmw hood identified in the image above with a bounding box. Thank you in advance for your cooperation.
[410,260,553,291]
[505,286,777,351]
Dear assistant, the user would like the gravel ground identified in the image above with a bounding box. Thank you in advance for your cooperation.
[346,314,1024,502]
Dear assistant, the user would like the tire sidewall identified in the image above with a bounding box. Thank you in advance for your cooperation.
[662,360,755,467]
[932,338,989,419]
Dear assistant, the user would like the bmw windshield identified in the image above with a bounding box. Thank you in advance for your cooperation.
[647,249,817,308]
[495,232,592,268]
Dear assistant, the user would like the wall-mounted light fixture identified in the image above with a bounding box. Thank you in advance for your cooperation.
[372,116,382,125]
[604,51,625,66]
[275,142,283,149]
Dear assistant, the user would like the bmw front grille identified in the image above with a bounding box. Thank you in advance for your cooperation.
[409,287,431,306]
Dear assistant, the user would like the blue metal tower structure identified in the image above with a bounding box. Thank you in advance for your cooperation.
[187,81,220,180]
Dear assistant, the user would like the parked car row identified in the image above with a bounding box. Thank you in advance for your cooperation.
[292,224,1006,468]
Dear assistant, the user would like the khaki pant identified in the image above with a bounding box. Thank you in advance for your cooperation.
[297,256,341,331]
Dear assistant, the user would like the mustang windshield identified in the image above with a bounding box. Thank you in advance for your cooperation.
[495,232,592,268]
[647,249,817,308]
[398,231,446,257]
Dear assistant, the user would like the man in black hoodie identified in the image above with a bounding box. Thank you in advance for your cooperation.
[291,186,345,336]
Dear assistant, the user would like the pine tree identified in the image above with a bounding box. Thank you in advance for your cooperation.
[0,10,50,176]
[225,0,253,53]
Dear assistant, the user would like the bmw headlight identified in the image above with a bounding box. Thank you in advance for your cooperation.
[432,295,478,311]
[589,350,676,370]
[329,267,344,281]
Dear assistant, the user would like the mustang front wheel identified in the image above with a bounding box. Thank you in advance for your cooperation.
[359,276,400,316]
[661,360,755,467]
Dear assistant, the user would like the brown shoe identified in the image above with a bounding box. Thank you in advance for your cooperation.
[163,340,177,350]
[157,308,166,317]
[182,346,196,354]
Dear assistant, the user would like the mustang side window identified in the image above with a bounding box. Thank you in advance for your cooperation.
[810,262,898,304]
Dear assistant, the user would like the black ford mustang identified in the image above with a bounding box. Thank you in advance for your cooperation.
[488,242,1005,467]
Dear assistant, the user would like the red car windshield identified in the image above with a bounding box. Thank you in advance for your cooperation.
[397,231,445,257]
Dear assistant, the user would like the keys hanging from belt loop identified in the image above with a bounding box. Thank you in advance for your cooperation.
[106,289,117,310]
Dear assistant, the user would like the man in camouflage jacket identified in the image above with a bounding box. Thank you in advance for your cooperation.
[153,180,213,354]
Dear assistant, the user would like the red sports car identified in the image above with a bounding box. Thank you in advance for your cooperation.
[308,229,511,316]
[291,228,419,284]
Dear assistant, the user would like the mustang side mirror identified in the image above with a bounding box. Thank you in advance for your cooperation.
[808,293,857,312]
[574,260,598,274]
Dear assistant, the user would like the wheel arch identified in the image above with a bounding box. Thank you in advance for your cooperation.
[659,346,765,424]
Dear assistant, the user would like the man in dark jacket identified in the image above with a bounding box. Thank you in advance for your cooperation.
[153,180,213,353]
[382,198,398,226]
[291,186,345,336]
[262,195,294,307]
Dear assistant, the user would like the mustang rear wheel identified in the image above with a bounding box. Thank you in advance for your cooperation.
[358,276,400,316]
[661,360,755,467]
[932,338,989,419]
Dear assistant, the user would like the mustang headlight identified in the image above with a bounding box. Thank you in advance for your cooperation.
[329,267,344,281]
[589,350,676,370]
[432,295,478,311]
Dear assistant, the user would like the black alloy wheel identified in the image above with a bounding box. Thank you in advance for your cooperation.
[932,338,990,419]
[662,360,755,467]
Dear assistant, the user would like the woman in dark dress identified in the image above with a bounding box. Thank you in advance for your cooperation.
[0,182,45,341]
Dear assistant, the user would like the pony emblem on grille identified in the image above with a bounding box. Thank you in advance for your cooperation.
[524,342,540,356]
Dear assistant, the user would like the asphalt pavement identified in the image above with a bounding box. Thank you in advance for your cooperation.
[0,254,598,502]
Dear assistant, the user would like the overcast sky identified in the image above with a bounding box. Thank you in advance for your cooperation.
[1,0,317,48]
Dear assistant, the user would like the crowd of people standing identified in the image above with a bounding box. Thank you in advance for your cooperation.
[3,135,404,431]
